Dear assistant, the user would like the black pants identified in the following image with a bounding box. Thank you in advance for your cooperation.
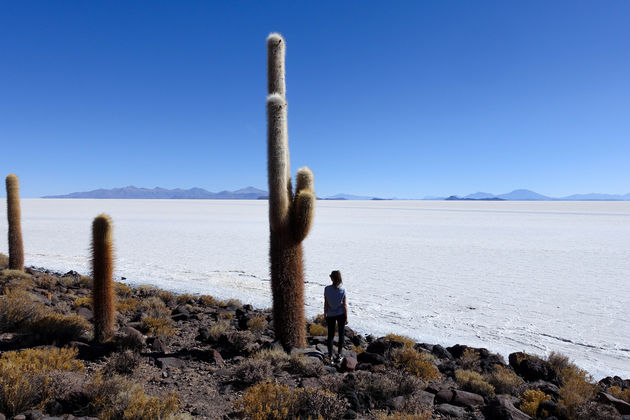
[326,314,346,357]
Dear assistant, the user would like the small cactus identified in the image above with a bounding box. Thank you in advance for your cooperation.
[266,33,316,349]
[5,174,24,271]
[91,214,115,342]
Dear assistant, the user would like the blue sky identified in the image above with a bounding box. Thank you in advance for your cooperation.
[1,1,629,198]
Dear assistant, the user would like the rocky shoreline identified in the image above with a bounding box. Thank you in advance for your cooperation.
[0,258,629,420]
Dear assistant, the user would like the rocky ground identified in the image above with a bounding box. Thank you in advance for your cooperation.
[0,259,629,420]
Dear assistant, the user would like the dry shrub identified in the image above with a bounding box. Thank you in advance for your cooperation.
[520,388,551,417]
[26,312,90,344]
[198,294,217,306]
[308,323,326,336]
[141,317,175,337]
[455,369,495,397]
[288,353,325,377]
[609,386,630,403]
[0,347,83,415]
[312,313,327,326]
[88,373,180,420]
[176,293,196,305]
[0,253,8,269]
[0,269,34,290]
[385,333,416,348]
[235,359,275,385]
[247,315,267,335]
[73,296,93,309]
[234,381,297,420]
[392,347,440,380]
[227,330,257,354]
[114,281,133,297]
[156,290,176,307]
[138,296,171,319]
[547,351,572,375]
[377,412,432,420]
[460,348,481,371]
[295,387,348,419]
[135,285,159,297]
[487,364,524,395]
[225,298,243,308]
[34,273,57,289]
[207,320,231,342]
[254,348,290,370]
[220,312,234,319]
[0,289,48,332]
[103,350,142,376]
[558,365,597,419]
[117,297,140,313]
[575,401,623,420]
[350,345,365,355]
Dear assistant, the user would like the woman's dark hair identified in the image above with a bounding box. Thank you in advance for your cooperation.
[329,270,342,287]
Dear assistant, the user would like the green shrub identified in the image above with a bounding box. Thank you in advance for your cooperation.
[392,347,439,380]
[455,369,495,397]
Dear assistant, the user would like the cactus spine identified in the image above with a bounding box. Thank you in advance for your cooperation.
[91,214,115,342]
[267,33,316,349]
[5,174,24,271]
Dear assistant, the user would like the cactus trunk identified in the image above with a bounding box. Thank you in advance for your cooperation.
[92,214,115,343]
[5,174,24,271]
[266,33,315,350]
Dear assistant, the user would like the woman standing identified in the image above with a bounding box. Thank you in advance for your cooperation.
[324,270,348,362]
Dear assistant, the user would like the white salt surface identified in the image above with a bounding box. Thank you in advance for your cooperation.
[0,199,628,379]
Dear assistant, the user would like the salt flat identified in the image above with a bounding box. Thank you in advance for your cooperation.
[1,199,628,379]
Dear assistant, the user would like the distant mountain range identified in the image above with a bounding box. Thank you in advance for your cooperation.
[43,186,630,201]
[43,186,269,200]
[439,189,630,201]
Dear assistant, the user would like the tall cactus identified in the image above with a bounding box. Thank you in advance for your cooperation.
[267,33,316,349]
[91,214,115,343]
[5,174,24,271]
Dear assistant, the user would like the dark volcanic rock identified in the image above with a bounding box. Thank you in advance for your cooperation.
[357,352,386,365]
[452,389,485,406]
[156,357,184,369]
[509,352,557,383]
[484,395,532,420]
[598,392,630,415]
[432,344,454,360]
[436,403,466,417]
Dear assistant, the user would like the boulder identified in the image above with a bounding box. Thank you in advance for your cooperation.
[341,356,358,372]
[366,340,389,355]
[77,307,93,321]
[508,352,557,383]
[484,395,532,420]
[436,403,466,417]
[432,344,454,360]
[156,357,184,369]
[357,352,386,365]
[117,326,145,350]
[598,392,630,415]
[209,349,225,368]
[452,389,485,406]
[171,305,190,321]
[436,389,454,404]
[416,390,435,406]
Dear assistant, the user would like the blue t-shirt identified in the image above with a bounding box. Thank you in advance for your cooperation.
[325,285,346,317]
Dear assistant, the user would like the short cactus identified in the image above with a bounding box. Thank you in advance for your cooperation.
[91,214,115,342]
[266,33,316,349]
[5,174,24,271]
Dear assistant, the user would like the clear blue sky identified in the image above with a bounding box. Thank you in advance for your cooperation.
[1,1,629,198]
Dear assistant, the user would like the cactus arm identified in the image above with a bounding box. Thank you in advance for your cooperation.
[267,93,291,232]
[291,189,315,243]
[5,174,24,271]
[295,166,314,193]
